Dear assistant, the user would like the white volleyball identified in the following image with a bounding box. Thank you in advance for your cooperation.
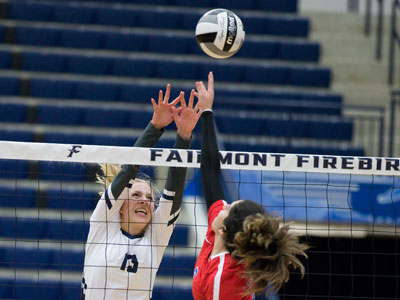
[195,9,245,59]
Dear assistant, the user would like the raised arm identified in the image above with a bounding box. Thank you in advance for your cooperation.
[111,84,181,200]
[166,89,201,215]
[195,72,225,210]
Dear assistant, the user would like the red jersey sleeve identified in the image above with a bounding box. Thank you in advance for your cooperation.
[205,200,226,245]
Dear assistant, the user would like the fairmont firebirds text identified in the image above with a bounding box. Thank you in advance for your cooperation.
[150,149,400,174]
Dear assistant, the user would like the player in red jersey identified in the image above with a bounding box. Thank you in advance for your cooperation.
[192,72,308,300]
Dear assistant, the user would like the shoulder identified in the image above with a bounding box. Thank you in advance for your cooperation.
[209,200,226,215]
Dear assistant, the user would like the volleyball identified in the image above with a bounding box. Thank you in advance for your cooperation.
[195,9,245,59]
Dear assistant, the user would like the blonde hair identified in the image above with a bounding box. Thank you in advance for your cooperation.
[96,163,120,191]
[96,163,160,201]
[231,213,308,295]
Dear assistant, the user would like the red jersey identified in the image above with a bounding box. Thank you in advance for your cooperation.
[192,200,254,300]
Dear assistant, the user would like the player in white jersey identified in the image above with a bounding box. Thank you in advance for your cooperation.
[81,85,201,300]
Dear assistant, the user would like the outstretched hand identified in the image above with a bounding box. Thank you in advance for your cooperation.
[194,72,214,112]
[174,89,201,140]
[151,84,182,130]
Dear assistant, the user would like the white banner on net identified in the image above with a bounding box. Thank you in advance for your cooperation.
[0,141,399,176]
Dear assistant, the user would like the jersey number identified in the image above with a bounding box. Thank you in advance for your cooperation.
[120,253,139,273]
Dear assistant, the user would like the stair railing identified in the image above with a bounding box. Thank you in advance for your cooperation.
[388,0,400,84]
[364,0,384,60]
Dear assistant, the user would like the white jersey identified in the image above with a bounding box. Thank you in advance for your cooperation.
[82,181,179,300]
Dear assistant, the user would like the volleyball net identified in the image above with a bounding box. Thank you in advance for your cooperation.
[0,141,399,300]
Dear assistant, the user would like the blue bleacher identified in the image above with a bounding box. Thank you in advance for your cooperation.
[75,81,120,101]
[279,41,320,62]
[39,161,86,181]
[266,16,308,37]
[0,50,11,69]
[258,0,298,12]
[289,66,332,88]
[215,114,353,140]
[0,74,340,111]
[112,57,155,77]
[0,103,26,123]
[53,3,96,24]
[0,245,195,276]
[15,26,61,47]
[30,78,75,99]
[0,278,63,300]
[0,130,33,142]
[0,159,30,179]
[9,48,329,87]
[82,106,129,128]
[46,189,98,210]
[7,1,306,37]
[96,6,139,27]
[56,0,298,13]
[0,217,189,244]
[8,1,53,21]
[37,105,83,125]
[223,141,365,156]
[66,55,112,75]
[44,132,94,145]
[127,110,154,128]
[0,76,19,95]
[0,25,5,43]
[147,34,193,54]
[59,28,105,49]
[0,217,45,240]
[213,97,342,115]
[7,101,351,140]
[22,52,67,72]
[0,186,36,207]
[91,134,133,146]
[0,247,53,270]
[10,24,319,62]
[0,72,341,106]
[294,144,365,156]
[138,10,182,31]
[104,31,147,52]
[0,277,192,300]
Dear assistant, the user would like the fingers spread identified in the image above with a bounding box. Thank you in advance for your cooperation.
[158,90,163,105]
[180,94,187,108]
[151,98,157,110]
[193,100,200,113]
[164,84,171,103]
[195,81,205,93]
[208,72,214,92]
[170,92,183,107]
[188,89,195,109]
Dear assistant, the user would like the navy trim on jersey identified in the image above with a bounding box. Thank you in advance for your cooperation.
[121,229,144,240]
[105,188,112,209]
[167,213,180,226]
[162,193,174,201]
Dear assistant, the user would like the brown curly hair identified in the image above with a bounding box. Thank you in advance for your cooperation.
[224,200,308,295]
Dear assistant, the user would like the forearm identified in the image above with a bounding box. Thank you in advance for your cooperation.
[166,133,191,215]
[111,122,163,199]
[200,111,225,210]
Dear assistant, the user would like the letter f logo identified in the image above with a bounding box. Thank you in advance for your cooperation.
[67,145,82,157]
